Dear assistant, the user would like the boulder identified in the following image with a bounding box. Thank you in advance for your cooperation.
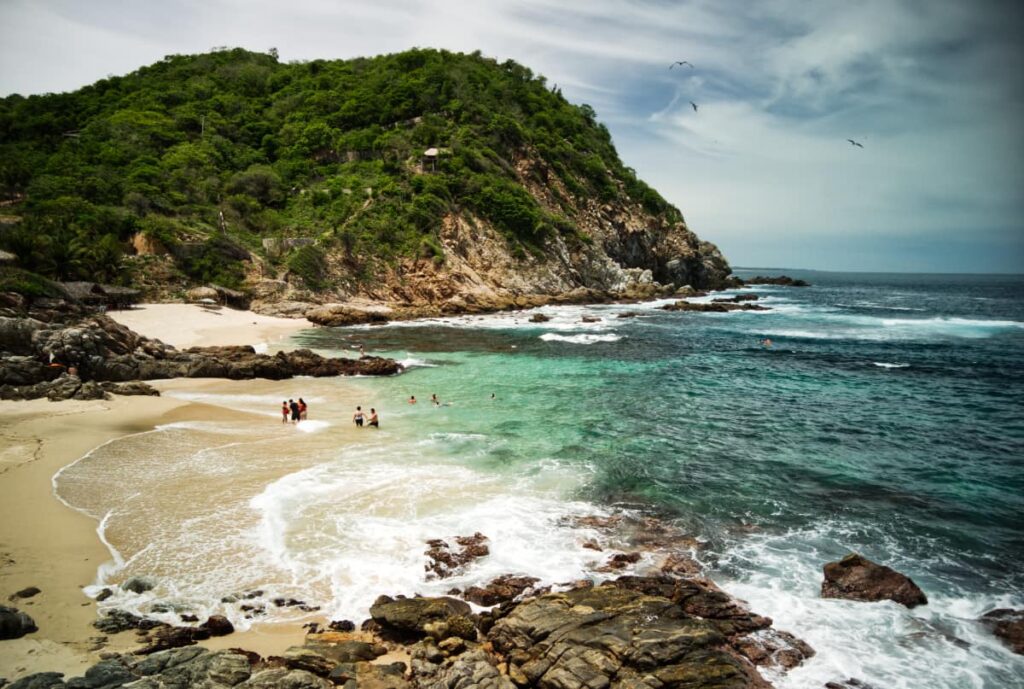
[134,624,211,655]
[100,381,159,396]
[424,534,489,579]
[199,614,234,637]
[369,595,473,638]
[528,313,551,323]
[305,304,391,327]
[821,553,927,607]
[282,648,335,677]
[980,608,1024,654]
[0,605,38,639]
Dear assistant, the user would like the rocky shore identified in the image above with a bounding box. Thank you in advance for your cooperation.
[0,295,402,401]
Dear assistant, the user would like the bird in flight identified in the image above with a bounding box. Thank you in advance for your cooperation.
[690,101,699,112]
[670,61,694,69]
[847,139,864,148]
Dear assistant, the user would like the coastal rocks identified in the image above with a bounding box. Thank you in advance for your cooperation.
[661,300,769,313]
[980,608,1024,654]
[305,303,392,327]
[93,609,162,634]
[821,553,928,608]
[712,294,760,303]
[0,605,37,639]
[134,624,212,655]
[369,595,475,640]
[424,533,490,579]
[733,629,815,670]
[412,648,512,689]
[487,583,768,689]
[200,614,235,636]
[6,672,66,689]
[528,313,551,323]
[121,576,156,594]
[740,275,810,287]
[0,312,403,399]
[461,575,543,607]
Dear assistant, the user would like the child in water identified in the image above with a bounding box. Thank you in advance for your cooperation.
[281,401,289,423]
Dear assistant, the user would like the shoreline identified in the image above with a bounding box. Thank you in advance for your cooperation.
[0,305,328,682]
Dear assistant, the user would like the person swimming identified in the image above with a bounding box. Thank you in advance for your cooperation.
[409,395,417,404]
[431,394,440,406]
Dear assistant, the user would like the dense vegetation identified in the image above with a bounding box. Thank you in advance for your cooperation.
[0,48,681,290]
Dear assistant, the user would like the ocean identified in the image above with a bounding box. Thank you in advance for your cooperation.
[54,270,1024,688]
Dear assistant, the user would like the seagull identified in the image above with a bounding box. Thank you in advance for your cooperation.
[847,139,864,148]
[670,61,694,69]
[690,101,698,112]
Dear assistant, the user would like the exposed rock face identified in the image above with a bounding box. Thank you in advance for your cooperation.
[462,574,543,607]
[0,605,37,639]
[0,311,402,400]
[487,582,770,689]
[821,553,928,608]
[980,608,1024,654]
[424,533,490,579]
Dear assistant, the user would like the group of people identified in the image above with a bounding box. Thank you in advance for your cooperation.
[352,406,379,428]
[282,398,308,423]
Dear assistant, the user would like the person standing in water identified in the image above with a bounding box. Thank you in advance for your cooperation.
[281,401,289,423]
[289,399,300,423]
[408,395,417,404]
[368,408,379,428]
[353,406,365,427]
[298,398,308,420]
[431,393,440,406]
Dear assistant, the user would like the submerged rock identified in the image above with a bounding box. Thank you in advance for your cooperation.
[740,275,810,287]
[821,553,928,608]
[980,608,1024,654]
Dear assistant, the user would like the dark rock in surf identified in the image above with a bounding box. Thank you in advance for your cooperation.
[740,275,810,287]
[121,576,156,594]
[821,553,928,608]
[661,300,769,313]
[199,614,234,637]
[0,605,37,639]
[424,533,490,579]
[980,608,1024,654]
[463,575,543,607]
[733,628,815,670]
[528,313,551,323]
[369,595,474,640]
[825,679,878,689]
[712,293,760,303]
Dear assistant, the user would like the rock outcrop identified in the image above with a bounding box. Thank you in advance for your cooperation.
[0,310,402,401]
[821,553,928,608]
[661,301,769,313]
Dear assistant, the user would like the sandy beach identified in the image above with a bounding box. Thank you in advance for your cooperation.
[107,303,310,349]
[0,305,319,682]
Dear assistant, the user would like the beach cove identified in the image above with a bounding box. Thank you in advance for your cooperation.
[2,273,1024,688]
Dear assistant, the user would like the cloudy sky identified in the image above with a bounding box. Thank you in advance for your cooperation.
[2,0,1022,273]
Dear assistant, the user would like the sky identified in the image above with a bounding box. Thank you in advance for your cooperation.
[1,0,1022,273]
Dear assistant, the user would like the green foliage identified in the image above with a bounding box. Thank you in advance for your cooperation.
[0,47,682,288]
[286,244,328,289]
[0,266,63,297]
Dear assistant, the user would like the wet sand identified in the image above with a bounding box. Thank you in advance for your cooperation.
[0,304,327,683]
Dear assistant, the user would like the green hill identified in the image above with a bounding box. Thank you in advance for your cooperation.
[0,48,727,302]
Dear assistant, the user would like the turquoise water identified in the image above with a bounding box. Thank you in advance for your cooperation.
[293,270,1024,688]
